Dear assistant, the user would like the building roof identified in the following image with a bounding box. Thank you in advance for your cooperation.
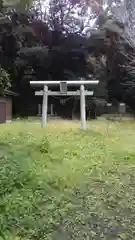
[3,90,19,96]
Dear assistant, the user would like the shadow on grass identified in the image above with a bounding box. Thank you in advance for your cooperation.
[52,172,135,240]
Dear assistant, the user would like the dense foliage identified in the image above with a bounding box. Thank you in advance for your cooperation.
[0,66,11,94]
[0,0,135,114]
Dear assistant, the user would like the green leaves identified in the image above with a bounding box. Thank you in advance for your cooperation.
[3,0,34,12]
[0,67,11,94]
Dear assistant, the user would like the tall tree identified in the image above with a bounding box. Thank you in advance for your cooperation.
[124,0,135,46]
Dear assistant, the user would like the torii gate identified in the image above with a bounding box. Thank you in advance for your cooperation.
[30,80,99,130]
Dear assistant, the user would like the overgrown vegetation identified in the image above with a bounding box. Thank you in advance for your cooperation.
[1,120,135,239]
[0,66,11,94]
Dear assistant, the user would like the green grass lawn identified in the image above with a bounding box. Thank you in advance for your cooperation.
[1,120,135,239]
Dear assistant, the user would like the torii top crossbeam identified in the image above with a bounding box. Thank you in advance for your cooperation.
[30,80,99,86]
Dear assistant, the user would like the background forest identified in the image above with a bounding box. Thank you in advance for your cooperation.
[0,0,135,116]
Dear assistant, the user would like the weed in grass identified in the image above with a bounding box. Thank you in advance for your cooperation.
[35,137,50,154]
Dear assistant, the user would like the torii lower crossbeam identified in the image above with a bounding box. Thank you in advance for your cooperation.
[35,90,93,96]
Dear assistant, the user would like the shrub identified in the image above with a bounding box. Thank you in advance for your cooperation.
[0,67,11,94]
